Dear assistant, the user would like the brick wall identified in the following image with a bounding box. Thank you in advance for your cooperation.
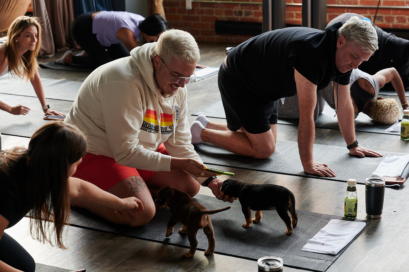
[164,0,409,44]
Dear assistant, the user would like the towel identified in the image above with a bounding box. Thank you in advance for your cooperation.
[372,154,409,177]
[385,122,401,132]
[193,67,219,82]
[302,219,366,255]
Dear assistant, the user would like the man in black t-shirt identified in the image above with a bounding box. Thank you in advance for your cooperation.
[191,17,382,177]
[328,13,409,89]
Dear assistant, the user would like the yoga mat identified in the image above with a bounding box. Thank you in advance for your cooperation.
[195,141,409,184]
[379,90,409,96]
[36,264,72,272]
[69,194,366,272]
[0,94,72,138]
[39,61,93,73]
[0,76,81,101]
[192,100,400,135]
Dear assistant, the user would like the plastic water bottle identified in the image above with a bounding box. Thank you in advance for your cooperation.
[344,179,357,219]
[401,110,409,141]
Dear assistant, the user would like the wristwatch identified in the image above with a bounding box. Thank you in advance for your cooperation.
[347,140,358,150]
[202,176,217,187]
[42,104,50,110]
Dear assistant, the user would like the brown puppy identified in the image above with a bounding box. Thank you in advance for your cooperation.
[220,179,297,236]
[155,186,231,257]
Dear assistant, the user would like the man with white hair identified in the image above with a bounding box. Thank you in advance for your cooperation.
[65,29,223,227]
[191,16,383,177]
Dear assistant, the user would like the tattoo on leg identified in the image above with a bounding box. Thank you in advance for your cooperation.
[127,176,146,194]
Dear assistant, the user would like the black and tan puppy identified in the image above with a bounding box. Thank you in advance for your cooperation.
[155,186,231,257]
[220,179,297,236]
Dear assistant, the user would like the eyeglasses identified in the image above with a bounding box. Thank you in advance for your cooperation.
[159,56,195,84]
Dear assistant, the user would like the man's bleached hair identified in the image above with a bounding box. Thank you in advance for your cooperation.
[368,98,401,125]
[338,16,378,54]
[152,29,200,64]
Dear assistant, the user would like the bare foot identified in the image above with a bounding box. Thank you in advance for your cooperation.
[64,52,73,64]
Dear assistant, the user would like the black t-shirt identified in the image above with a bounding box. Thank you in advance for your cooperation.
[0,157,30,229]
[226,23,351,101]
[328,13,409,87]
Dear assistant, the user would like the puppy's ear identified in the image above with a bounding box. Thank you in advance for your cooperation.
[164,187,175,201]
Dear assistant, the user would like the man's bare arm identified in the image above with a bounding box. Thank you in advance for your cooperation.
[336,82,382,158]
[295,68,336,177]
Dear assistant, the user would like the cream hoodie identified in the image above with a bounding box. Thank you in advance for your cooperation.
[65,42,202,172]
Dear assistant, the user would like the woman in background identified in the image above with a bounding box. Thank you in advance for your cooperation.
[0,16,64,117]
[278,67,407,125]
[57,12,168,69]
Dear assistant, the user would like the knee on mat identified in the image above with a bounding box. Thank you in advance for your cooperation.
[184,181,200,197]
[126,204,156,227]
[178,176,200,197]
[252,145,275,159]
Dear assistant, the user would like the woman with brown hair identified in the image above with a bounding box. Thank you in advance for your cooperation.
[0,16,64,117]
[0,122,143,272]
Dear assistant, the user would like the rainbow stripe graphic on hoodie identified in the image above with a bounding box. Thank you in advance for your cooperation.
[141,109,179,134]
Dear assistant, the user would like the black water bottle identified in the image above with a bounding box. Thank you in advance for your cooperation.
[365,178,385,219]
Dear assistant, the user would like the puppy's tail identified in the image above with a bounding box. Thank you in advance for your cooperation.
[203,206,231,215]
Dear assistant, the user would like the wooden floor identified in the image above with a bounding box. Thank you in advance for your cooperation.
[5,43,409,272]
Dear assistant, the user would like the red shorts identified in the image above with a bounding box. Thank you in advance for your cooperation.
[73,144,168,191]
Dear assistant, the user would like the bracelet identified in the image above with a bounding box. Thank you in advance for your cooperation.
[347,140,359,150]
[202,176,217,187]
[402,102,408,106]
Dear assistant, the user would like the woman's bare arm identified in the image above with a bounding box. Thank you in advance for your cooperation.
[373,68,408,109]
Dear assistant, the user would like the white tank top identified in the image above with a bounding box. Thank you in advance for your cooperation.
[320,68,380,110]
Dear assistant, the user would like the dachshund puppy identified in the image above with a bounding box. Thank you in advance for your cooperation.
[155,186,231,257]
[220,179,297,235]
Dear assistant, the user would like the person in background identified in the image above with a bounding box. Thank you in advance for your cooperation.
[57,12,167,69]
[278,67,406,125]
[0,16,65,117]
[328,13,409,89]
[0,122,143,272]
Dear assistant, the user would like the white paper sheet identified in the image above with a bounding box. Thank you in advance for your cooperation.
[192,66,219,82]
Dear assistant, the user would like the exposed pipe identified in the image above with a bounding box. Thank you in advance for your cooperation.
[192,1,409,9]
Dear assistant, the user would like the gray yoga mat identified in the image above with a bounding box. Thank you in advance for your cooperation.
[192,100,399,135]
[378,89,409,96]
[36,264,72,272]
[195,141,409,184]
[39,61,93,73]
[69,194,366,272]
[0,75,81,101]
[0,94,72,138]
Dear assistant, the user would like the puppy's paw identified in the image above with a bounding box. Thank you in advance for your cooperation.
[166,228,174,237]
[242,222,252,228]
[204,249,214,256]
[178,228,187,234]
[252,218,261,224]
[184,251,194,258]
[178,225,188,234]
[285,229,293,236]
